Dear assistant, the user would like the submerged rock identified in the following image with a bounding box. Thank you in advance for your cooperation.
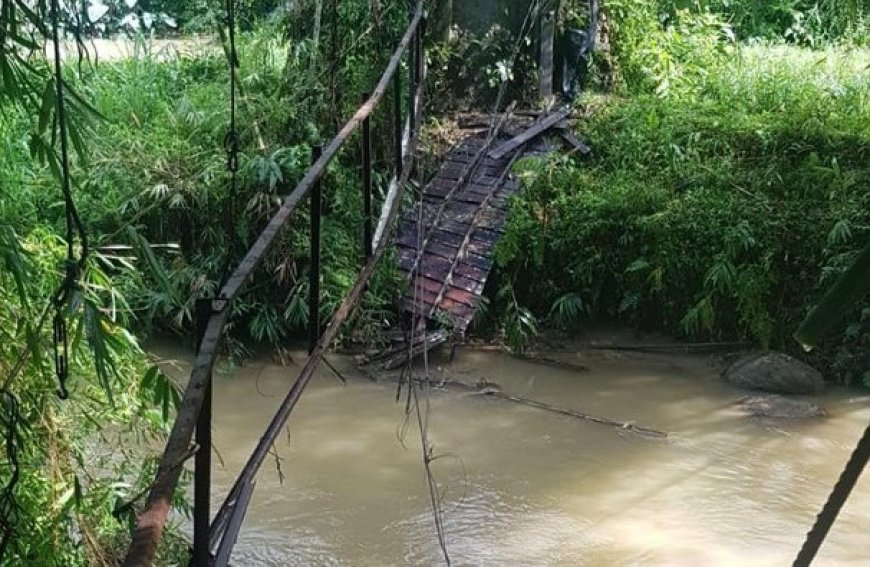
[724,352,824,394]
[738,394,826,419]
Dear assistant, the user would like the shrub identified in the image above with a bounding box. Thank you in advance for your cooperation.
[499,44,870,381]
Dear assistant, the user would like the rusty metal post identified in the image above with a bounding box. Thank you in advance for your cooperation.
[361,94,373,261]
[192,299,212,567]
[539,8,556,101]
[393,54,403,177]
[418,15,426,117]
[309,145,322,354]
[408,20,416,133]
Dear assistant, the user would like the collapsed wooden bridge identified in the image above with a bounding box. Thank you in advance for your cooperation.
[395,135,522,330]
[394,108,574,336]
[122,4,582,556]
[114,0,862,563]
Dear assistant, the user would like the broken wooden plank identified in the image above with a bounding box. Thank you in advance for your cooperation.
[382,331,448,369]
[488,107,572,159]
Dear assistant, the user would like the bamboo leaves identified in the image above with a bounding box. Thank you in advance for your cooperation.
[126,225,177,305]
[795,242,870,349]
[141,364,181,423]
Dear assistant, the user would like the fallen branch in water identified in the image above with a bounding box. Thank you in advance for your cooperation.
[362,369,667,438]
[508,352,589,372]
[458,345,589,372]
[581,341,750,353]
[480,389,667,438]
[322,356,348,385]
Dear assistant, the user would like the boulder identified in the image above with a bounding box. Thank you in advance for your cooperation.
[738,394,826,419]
[724,352,824,394]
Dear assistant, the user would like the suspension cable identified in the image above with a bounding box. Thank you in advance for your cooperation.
[221,0,240,285]
[793,422,870,566]
[49,0,88,400]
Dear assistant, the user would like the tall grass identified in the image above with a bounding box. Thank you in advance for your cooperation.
[3,9,409,351]
[500,42,870,380]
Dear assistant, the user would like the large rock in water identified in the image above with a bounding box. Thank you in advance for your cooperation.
[738,394,826,419]
[724,352,824,394]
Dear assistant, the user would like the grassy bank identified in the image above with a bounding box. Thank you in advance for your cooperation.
[498,40,869,381]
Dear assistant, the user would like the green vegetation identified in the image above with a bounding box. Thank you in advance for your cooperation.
[2,0,869,562]
[0,205,189,563]
[2,1,410,563]
[496,3,869,381]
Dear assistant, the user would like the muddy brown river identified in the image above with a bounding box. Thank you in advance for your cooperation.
[153,341,870,566]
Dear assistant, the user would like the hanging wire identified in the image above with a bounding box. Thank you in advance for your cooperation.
[49,0,89,400]
[398,38,451,563]
[221,0,240,286]
[409,154,451,565]
[794,423,870,565]
[395,4,543,562]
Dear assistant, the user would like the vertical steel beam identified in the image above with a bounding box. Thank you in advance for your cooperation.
[361,94,373,261]
[540,8,555,100]
[408,23,416,133]
[192,299,212,567]
[309,145,323,354]
[393,54,403,177]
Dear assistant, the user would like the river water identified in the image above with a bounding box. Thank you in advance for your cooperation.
[153,341,870,566]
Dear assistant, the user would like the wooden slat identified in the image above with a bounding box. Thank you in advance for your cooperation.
[456,193,488,205]
[438,163,466,180]
[461,253,493,270]
[424,241,460,260]
[445,286,477,307]
[449,274,485,294]
[465,239,494,257]
[438,297,474,319]
[429,229,464,247]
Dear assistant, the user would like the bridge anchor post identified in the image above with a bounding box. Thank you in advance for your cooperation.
[309,145,323,354]
[361,94,373,261]
[393,55,403,177]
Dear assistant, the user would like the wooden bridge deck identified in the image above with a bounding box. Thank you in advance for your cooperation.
[394,134,525,332]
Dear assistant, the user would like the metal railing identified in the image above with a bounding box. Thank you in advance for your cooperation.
[122,3,427,564]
